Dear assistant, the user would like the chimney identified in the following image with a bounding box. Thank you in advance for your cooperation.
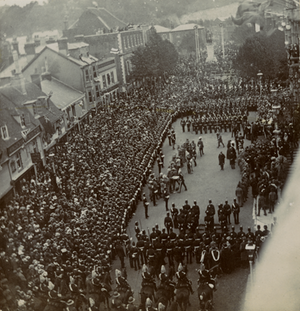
[46,37,56,45]
[34,37,41,47]
[57,37,68,55]
[41,72,52,81]
[31,73,41,89]
[13,50,21,74]
[64,16,69,30]
[12,50,27,95]
[74,34,84,42]
[24,42,36,63]
[12,38,19,55]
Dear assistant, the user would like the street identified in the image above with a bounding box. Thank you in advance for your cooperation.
[111,118,254,311]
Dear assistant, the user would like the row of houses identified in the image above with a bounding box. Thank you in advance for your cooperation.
[0,6,208,206]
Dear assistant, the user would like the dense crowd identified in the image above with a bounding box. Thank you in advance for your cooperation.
[0,51,297,311]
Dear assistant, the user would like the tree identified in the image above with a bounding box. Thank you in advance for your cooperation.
[130,31,178,80]
[233,32,280,79]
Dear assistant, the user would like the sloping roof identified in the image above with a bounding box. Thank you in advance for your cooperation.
[69,7,127,31]
[0,90,40,163]
[0,81,63,125]
[153,25,171,33]
[41,77,84,111]
[0,55,29,79]
[172,24,204,32]
[22,46,98,73]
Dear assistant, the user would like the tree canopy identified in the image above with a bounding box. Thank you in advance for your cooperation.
[233,31,288,80]
[130,31,178,80]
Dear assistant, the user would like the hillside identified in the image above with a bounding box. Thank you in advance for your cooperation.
[0,0,286,37]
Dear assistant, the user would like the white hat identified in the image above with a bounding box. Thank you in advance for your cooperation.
[178,263,183,272]
[146,298,152,307]
[142,264,148,273]
[115,269,121,278]
[161,265,166,274]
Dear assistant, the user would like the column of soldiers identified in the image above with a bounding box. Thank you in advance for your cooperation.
[126,198,266,278]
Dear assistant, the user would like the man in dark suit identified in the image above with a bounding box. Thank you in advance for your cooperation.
[232,199,240,224]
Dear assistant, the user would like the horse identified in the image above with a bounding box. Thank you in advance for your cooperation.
[140,284,155,309]
[86,273,110,310]
[117,287,131,305]
[175,287,189,311]
[169,301,179,311]
[197,283,213,311]
[155,287,171,311]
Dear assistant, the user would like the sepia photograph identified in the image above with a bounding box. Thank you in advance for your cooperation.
[0,0,299,310]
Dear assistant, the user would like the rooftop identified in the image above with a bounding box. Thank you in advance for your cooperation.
[41,77,84,111]
[171,24,205,32]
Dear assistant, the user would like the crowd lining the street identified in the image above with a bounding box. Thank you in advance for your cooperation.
[0,49,298,311]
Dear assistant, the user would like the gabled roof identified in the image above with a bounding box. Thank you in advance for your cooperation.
[22,45,98,73]
[69,7,127,31]
[172,24,204,32]
[41,77,84,111]
[153,25,172,33]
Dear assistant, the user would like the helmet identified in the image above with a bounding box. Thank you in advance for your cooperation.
[115,269,121,278]
[161,265,166,274]
[178,263,183,272]
[142,264,148,273]
[146,298,152,307]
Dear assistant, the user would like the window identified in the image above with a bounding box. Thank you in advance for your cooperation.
[20,114,26,128]
[127,36,130,48]
[126,60,131,73]
[107,73,111,86]
[135,34,138,46]
[88,91,93,103]
[102,75,107,88]
[85,69,90,82]
[95,85,100,98]
[110,71,115,84]
[72,105,76,118]
[16,152,22,170]
[123,37,127,49]
[10,160,16,173]
[32,141,37,153]
[1,125,9,140]
[93,66,97,78]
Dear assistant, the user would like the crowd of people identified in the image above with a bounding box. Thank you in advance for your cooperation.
[0,48,297,311]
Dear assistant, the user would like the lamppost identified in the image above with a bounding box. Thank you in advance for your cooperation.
[257,70,263,96]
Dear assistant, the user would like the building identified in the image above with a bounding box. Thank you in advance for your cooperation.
[39,72,86,144]
[170,24,206,50]
[21,40,119,111]
[66,7,127,38]
[0,81,45,205]
[153,25,172,41]
[63,7,150,90]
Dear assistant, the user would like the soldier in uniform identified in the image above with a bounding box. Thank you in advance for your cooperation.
[136,236,146,266]
[186,117,191,132]
[165,238,175,267]
[175,263,194,294]
[180,118,186,132]
[164,212,173,235]
[170,203,178,229]
[130,242,140,270]
[223,200,231,225]
[206,200,216,226]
